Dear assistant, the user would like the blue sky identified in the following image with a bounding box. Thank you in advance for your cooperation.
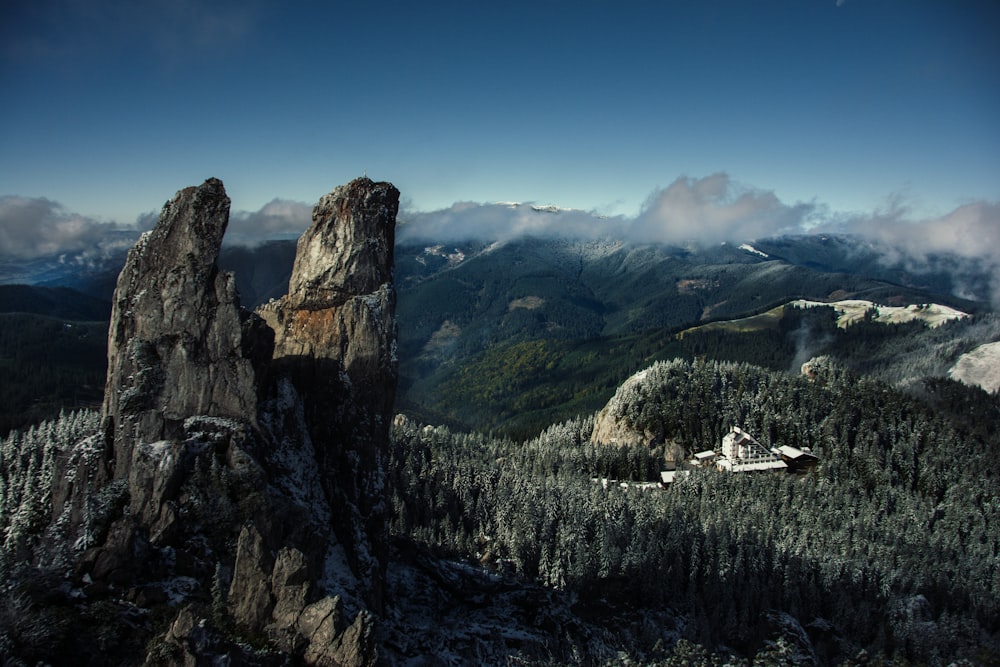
[1,0,998,231]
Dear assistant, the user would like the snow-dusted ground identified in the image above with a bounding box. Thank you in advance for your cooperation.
[791,299,969,329]
[739,243,769,258]
[949,341,1000,394]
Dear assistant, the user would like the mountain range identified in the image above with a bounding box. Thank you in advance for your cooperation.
[1,229,996,437]
[1,188,999,665]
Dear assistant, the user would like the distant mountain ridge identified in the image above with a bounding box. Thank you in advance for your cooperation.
[7,230,994,309]
[0,284,111,320]
[388,235,988,433]
[1,232,995,435]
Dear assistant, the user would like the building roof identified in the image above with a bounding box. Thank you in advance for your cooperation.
[661,470,690,484]
[725,426,758,444]
[717,459,788,473]
[778,445,819,461]
[694,450,716,460]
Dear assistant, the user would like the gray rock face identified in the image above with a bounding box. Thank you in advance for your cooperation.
[100,179,266,528]
[287,178,397,310]
[590,368,662,448]
[259,176,400,612]
[229,523,276,629]
[103,178,258,437]
[56,176,397,666]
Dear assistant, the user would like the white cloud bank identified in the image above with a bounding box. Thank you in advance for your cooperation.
[398,201,625,243]
[225,199,313,246]
[398,174,816,245]
[398,172,1000,304]
[824,198,1000,304]
[630,173,816,245]
[3,174,999,302]
[842,199,1000,263]
[0,195,134,261]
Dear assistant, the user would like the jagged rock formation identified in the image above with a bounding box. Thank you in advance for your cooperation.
[258,178,399,612]
[44,176,398,665]
[96,177,266,533]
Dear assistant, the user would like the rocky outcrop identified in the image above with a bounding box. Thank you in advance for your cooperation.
[49,176,397,666]
[590,368,661,447]
[590,367,687,465]
[98,179,268,528]
[258,177,399,612]
[949,340,1000,393]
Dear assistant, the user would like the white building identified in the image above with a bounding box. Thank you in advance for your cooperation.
[717,426,787,473]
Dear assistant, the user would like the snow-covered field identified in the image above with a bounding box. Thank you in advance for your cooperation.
[791,299,969,329]
[949,341,1000,394]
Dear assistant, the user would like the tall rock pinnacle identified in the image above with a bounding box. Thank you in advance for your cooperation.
[100,178,263,524]
[287,177,397,310]
[259,176,400,611]
[63,176,399,664]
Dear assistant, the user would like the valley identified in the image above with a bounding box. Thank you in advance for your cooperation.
[1,224,998,665]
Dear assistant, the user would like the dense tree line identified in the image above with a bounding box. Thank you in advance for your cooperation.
[0,410,102,576]
[389,358,1000,663]
[2,357,997,663]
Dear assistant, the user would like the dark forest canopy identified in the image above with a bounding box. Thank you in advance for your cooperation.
[389,358,1000,664]
[2,358,998,663]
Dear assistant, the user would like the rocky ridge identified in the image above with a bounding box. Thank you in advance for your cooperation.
[45,176,399,665]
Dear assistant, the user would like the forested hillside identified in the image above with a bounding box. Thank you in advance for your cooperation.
[399,301,1000,438]
[4,235,992,438]
[6,357,997,663]
[389,358,1000,664]
[392,237,985,435]
[0,314,107,435]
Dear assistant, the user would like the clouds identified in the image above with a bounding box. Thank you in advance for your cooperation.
[397,201,625,243]
[396,174,999,280]
[0,194,312,261]
[397,174,817,246]
[225,199,313,247]
[630,174,816,246]
[396,173,1000,304]
[827,199,1000,304]
[856,200,1000,262]
[4,176,999,304]
[0,195,127,261]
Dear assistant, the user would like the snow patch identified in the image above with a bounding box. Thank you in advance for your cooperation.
[138,440,172,457]
[791,299,969,329]
[530,204,572,213]
[949,340,1000,393]
[160,576,201,606]
[739,243,769,258]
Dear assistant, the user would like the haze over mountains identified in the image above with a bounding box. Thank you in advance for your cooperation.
[3,173,1000,305]
[3,178,999,434]
[2,196,997,438]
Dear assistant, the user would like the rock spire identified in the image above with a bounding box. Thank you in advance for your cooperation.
[61,176,398,665]
[258,176,400,611]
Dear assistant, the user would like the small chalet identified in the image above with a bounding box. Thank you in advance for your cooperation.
[693,450,717,466]
[777,445,820,471]
[660,470,690,487]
